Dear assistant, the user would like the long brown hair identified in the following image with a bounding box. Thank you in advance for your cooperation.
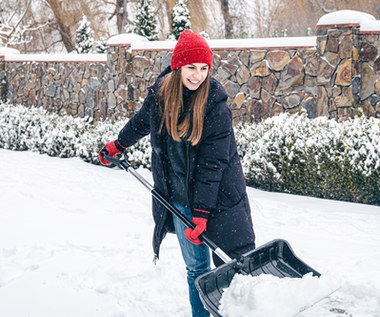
[159,68,210,146]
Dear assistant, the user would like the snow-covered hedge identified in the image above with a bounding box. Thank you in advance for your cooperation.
[0,102,151,168]
[1,102,379,205]
[235,112,380,205]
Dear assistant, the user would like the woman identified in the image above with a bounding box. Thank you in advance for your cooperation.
[99,30,255,317]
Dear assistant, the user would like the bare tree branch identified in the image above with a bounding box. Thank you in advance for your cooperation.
[0,0,49,46]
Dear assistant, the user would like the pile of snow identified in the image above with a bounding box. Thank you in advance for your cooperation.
[219,273,338,317]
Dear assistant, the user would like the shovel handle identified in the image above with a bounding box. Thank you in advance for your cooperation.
[102,154,232,264]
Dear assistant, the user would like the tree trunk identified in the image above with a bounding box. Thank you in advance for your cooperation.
[46,0,75,52]
[219,0,233,38]
[115,0,124,33]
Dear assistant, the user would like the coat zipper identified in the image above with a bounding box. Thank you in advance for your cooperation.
[185,141,192,209]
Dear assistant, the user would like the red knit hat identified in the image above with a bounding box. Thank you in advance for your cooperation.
[171,30,213,70]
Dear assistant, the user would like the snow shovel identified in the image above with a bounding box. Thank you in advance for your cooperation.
[103,155,321,316]
[195,239,321,316]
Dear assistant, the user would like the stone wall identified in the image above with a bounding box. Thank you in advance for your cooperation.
[106,46,172,120]
[2,56,109,119]
[107,41,319,124]
[211,47,319,123]
[1,10,380,123]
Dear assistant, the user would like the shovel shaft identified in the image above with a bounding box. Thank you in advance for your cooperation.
[150,186,231,263]
[103,155,233,263]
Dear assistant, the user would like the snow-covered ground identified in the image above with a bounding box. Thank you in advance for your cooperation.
[0,149,379,317]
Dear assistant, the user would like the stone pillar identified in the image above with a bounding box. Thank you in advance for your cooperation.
[106,42,134,121]
[0,48,20,103]
[357,31,380,118]
[0,56,6,102]
[316,23,359,119]
[317,10,380,119]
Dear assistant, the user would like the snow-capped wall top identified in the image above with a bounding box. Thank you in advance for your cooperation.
[0,47,20,56]
[106,35,316,51]
[209,37,316,50]
[3,53,107,62]
[360,19,380,32]
[107,33,149,46]
[317,10,380,32]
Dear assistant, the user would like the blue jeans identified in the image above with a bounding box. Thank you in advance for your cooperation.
[172,203,211,317]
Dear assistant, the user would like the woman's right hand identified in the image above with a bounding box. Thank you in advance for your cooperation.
[98,140,126,166]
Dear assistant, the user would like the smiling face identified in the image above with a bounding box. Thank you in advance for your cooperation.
[180,63,209,90]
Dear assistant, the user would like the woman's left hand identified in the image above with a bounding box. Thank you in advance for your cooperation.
[184,217,208,245]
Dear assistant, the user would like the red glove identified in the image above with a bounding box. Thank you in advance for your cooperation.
[184,217,208,245]
[98,140,125,166]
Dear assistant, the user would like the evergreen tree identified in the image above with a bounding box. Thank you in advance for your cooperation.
[75,15,94,53]
[169,0,191,40]
[124,22,135,34]
[95,38,107,53]
[135,0,159,41]
[199,31,210,39]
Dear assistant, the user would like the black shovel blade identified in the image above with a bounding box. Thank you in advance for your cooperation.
[195,239,321,317]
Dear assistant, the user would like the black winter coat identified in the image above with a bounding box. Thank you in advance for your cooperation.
[118,67,255,266]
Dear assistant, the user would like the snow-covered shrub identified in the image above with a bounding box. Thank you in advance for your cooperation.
[1,102,379,205]
[235,112,380,205]
[0,102,151,168]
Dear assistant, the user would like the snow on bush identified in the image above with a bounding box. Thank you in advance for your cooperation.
[0,102,151,168]
[1,102,379,205]
[235,112,380,205]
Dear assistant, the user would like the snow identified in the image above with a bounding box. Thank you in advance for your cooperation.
[317,10,380,32]
[317,10,375,25]
[1,149,380,316]
[360,20,380,32]
[0,47,20,55]
[219,273,338,317]
[209,37,316,49]
[106,36,316,50]
[107,33,149,46]
[3,53,107,63]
